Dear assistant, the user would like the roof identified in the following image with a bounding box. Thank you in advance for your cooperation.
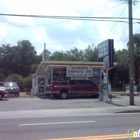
[32,61,117,78]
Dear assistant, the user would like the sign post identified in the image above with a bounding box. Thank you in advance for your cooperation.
[98,39,114,102]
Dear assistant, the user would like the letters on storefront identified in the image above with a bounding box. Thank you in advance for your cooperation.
[66,66,93,77]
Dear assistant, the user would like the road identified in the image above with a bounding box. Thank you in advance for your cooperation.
[0,113,140,140]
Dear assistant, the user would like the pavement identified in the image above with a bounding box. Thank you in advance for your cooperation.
[0,91,139,119]
[0,106,140,119]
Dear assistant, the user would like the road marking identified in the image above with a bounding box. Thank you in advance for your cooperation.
[19,120,95,126]
[42,134,128,140]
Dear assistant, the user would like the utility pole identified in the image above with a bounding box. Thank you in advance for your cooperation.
[128,0,134,105]
[44,43,47,61]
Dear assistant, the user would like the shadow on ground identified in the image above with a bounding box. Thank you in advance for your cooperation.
[38,95,98,100]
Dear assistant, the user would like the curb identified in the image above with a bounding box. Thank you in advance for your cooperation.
[117,110,140,113]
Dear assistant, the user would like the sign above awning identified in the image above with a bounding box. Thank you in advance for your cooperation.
[66,66,93,77]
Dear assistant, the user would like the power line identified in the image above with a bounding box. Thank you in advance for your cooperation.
[1,13,140,21]
[104,4,127,40]
[0,19,127,28]
[0,3,125,28]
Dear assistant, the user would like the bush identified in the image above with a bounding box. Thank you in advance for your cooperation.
[5,74,23,85]
[5,74,32,92]
[22,75,32,92]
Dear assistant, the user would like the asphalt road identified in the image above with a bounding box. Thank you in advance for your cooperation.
[0,113,140,140]
[0,95,140,111]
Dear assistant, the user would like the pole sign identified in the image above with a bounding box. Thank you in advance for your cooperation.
[98,39,114,68]
[98,40,109,58]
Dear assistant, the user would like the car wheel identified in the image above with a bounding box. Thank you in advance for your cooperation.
[59,91,68,99]
[0,93,3,100]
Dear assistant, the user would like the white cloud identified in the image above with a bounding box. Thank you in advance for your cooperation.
[0,0,139,54]
[0,24,7,38]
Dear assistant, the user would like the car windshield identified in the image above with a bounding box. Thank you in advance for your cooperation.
[4,82,18,87]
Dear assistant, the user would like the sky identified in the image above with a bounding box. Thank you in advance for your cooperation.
[0,0,140,54]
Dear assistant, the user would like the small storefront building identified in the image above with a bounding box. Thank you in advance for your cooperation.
[32,61,114,95]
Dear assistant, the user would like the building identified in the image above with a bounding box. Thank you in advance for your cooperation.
[32,61,116,95]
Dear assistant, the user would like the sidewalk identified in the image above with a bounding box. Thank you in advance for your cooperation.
[0,106,139,119]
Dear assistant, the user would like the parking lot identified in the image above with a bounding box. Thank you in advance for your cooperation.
[0,93,140,112]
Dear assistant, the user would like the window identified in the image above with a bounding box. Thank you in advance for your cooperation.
[86,80,93,85]
[78,80,85,85]
[4,82,18,87]
[69,80,76,85]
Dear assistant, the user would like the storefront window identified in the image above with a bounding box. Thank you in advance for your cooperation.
[53,68,68,84]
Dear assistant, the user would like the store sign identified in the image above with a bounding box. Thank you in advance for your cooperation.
[98,39,114,68]
[67,66,93,77]
[98,40,109,58]
[56,70,66,74]
[103,55,113,68]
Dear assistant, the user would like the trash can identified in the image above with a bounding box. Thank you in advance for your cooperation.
[125,85,137,95]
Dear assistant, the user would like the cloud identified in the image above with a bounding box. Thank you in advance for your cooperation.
[0,0,139,55]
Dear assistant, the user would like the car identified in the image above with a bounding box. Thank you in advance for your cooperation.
[0,86,8,100]
[0,82,20,97]
[46,79,99,99]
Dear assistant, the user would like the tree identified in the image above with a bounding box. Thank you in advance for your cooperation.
[5,74,23,86]
[31,64,39,73]
[0,74,5,81]
[41,49,51,60]
[22,75,32,92]
[84,45,101,62]
[109,49,129,89]
[127,34,140,84]
[0,40,42,78]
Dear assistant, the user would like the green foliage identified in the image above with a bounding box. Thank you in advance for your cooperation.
[2,36,140,89]
[109,49,129,89]
[22,75,32,92]
[84,45,101,62]
[0,40,42,78]
[115,49,129,67]
[127,34,140,84]
[5,74,23,85]
[31,64,39,73]
[0,74,5,81]
[133,34,140,84]
[41,49,51,60]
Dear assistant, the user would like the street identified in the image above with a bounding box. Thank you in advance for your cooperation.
[0,113,140,140]
[0,95,140,140]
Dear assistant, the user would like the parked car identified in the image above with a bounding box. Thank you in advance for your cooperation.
[46,79,99,99]
[0,85,8,100]
[0,82,20,97]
